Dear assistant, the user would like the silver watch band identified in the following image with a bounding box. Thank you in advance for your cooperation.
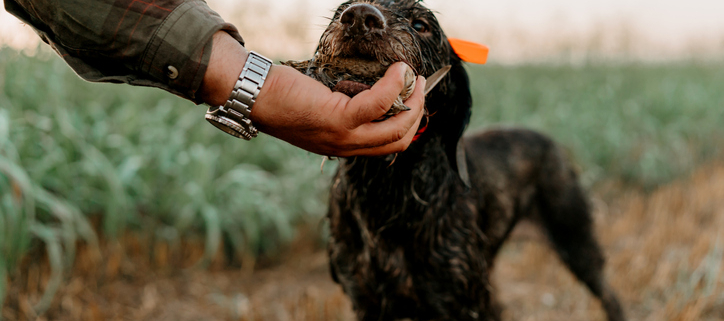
[205,51,273,140]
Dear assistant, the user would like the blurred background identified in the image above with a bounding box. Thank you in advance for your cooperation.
[1,1,723,320]
[3,0,724,61]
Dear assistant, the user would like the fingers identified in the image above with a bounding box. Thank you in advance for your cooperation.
[339,75,426,155]
[342,100,425,156]
[344,62,411,127]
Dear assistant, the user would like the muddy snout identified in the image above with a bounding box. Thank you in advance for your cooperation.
[340,3,386,37]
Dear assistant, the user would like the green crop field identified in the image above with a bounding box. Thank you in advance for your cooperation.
[467,62,724,187]
[1,47,723,316]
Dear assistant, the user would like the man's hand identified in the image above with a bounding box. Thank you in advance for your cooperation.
[254,64,426,156]
[199,31,426,157]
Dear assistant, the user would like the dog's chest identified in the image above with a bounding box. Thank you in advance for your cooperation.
[328,162,489,311]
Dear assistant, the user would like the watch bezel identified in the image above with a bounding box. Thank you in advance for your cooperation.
[205,106,254,140]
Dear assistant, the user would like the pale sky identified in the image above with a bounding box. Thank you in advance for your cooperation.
[2,0,723,62]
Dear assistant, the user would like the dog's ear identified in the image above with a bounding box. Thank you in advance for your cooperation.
[443,60,473,186]
[442,39,487,187]
[425,47,472,186]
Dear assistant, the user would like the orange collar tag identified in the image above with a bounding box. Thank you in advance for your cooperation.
[448,38,489,64]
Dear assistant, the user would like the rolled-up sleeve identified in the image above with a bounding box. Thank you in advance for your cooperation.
[4,0,244,103]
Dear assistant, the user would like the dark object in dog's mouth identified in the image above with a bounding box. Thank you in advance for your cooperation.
[333,80,371,98]
[324,58,412,101]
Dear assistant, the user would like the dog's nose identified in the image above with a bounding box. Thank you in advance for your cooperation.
[340,3,386,36]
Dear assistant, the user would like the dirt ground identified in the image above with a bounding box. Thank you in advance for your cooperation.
[3,163,724,321]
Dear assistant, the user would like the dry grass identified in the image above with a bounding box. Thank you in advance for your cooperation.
[3,162,724,321]
[494,162,724,321]
[2,230,353,321]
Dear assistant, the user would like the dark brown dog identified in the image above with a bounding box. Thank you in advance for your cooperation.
[286,1,626,320]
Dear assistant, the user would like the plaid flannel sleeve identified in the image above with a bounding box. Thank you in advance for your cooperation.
[4,0,244,103]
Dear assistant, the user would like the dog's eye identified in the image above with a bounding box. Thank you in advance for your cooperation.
[411,20,429,34]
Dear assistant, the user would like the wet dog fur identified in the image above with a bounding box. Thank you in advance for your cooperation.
[295,1,627,320]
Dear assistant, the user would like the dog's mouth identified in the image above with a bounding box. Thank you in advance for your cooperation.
[281,2,424,119]
[313,56,391,97]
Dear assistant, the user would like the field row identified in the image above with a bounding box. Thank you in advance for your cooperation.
[1,49,723,312]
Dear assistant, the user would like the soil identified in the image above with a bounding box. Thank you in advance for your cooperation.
[3,163,724,321]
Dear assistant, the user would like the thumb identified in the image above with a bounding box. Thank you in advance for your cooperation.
[344,62,411,127]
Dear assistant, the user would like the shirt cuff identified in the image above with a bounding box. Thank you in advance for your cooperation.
[139,0,244,104]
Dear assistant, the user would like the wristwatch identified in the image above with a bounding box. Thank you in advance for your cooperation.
[205,51,273,140]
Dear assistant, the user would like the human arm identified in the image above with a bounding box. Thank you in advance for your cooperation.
[198,31,426,157]
[4,0,426,156]
[3,0,235,102]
